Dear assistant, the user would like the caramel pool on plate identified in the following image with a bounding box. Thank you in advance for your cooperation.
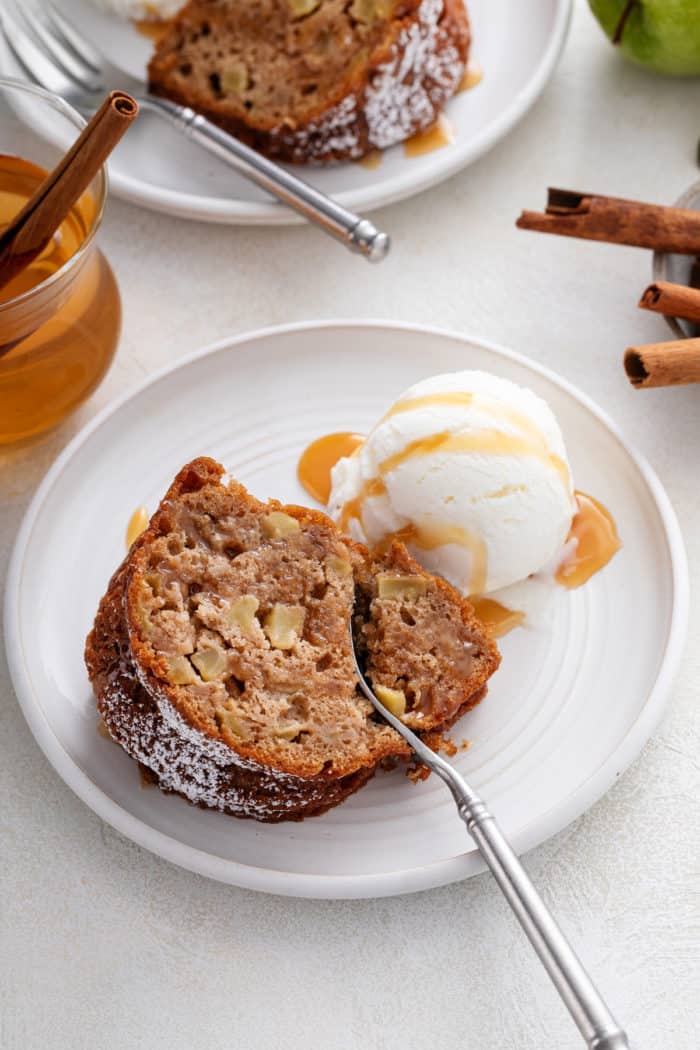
[404,114,455,157]
[133,19,170,40]
[126,505,150,550]
[557,492,621,588]
[458,60,484,93]
[297,431,364,505]
[358,151,383,170]
[469,598,525,639]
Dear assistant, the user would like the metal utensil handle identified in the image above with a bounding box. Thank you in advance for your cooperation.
[351,648,631,1049]
[141,95,390,261]
[452,779,631,1050]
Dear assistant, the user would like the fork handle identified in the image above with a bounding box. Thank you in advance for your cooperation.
[353,657,632,1047]
[140,95,390,261]
[455,791,631,1049]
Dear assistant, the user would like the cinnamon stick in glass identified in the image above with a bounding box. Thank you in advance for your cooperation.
[638,281,700,324]
[0,91,138,294]
[624,338,700,389]
[517,188,700,255]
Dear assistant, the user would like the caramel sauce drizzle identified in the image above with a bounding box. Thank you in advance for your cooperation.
[296,403,619,607]
[404,114,455,157]
[297,431,364,504]
[357,62,481,169]
[338,476,386,532]
[384,520,488,596]
[126,505,149,550]
[469,597,525,639]
[377,428,568,488]
[302,391,573,596]
[458,61,484,93]
[133,18,170,41]
[358,150,383,170]
[380,390,476,420]
[557,492,620,589]
[381,392,570,487]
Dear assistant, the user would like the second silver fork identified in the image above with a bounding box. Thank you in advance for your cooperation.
[0,1,390,260]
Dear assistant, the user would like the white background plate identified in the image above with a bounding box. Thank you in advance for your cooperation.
[1,0,572,222]
[4,322,688,898]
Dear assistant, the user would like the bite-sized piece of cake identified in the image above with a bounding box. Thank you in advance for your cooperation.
[85,458,499,821]
[356,542,493,730]
[147,0,470,163]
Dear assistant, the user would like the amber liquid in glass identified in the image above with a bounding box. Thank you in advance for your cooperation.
[0,155,121,444]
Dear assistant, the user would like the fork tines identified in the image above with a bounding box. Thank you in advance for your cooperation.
[0,2,107,104]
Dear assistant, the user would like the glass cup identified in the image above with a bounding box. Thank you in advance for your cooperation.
[0,78,121,445]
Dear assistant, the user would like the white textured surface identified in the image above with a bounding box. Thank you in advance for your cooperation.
[1,2,699,1047]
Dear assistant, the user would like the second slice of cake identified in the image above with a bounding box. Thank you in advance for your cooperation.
[147,0,470,163]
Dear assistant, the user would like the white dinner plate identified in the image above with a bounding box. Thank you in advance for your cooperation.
[0,0,571,223]
[5,322,688,898]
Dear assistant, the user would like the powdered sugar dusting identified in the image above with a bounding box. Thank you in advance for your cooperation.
[365,0,465,149]
[288,96,364,162]
[101,670,333,819]
[270,0,467,162]
[91,564,338,820]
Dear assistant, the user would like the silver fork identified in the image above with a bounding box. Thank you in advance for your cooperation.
[0,1,390,260]
[350,637,633,1050]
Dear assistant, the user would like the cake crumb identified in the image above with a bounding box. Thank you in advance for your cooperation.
[406,734,469,780]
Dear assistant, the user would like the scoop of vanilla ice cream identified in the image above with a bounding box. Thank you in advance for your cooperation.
[328,371,577,595]
[90,0,180,19]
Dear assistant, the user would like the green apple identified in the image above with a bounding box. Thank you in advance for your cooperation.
[589,0,700,75]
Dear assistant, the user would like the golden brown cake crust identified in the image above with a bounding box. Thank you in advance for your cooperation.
[85,457,499,822]
[86,559,376,821]
[147,0,470,163]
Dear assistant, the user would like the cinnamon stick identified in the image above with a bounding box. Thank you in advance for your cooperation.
[638,280,700,324]
[517,188,700,255]
[624,338,700,389]
[0,91,138,293]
